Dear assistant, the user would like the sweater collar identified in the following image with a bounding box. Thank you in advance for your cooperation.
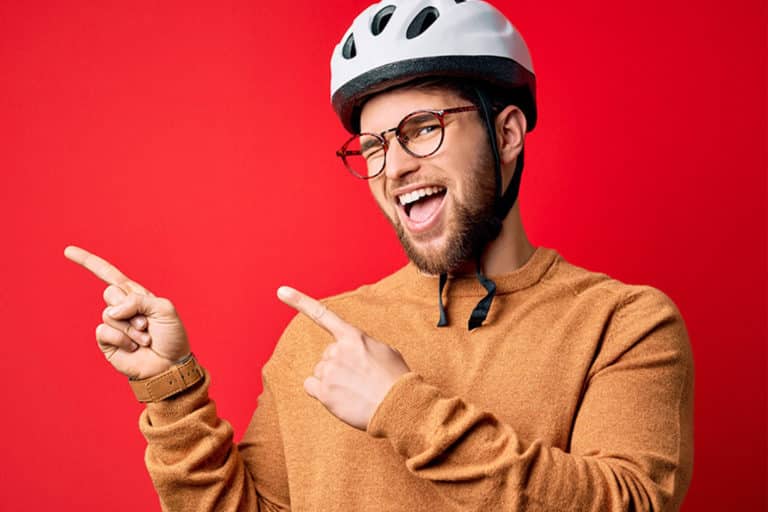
[400,245,559,298]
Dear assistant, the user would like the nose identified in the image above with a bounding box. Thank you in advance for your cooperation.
[383,137,420,181]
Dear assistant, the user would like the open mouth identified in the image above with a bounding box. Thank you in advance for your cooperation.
[397,186,447,224]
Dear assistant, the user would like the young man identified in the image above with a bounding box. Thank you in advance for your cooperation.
[65,1,694,510]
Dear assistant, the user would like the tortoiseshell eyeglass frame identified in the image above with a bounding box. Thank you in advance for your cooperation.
[336,105,479,180]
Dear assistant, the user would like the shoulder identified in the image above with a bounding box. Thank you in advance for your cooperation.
[548,252,692,374]
[546,250,685,319]
[604,283,691,362]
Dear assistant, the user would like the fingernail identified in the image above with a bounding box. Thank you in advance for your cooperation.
[131,341,139,351]
[106,306,120,317]
[140,333,151,345]
[136,317,147,329]
[277,286,292,300]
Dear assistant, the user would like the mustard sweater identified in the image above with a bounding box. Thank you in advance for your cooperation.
[139,246,694,511]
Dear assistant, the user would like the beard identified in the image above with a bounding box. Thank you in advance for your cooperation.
[389,151,502,275]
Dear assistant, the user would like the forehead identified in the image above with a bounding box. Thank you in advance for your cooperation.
[359,86,465,133]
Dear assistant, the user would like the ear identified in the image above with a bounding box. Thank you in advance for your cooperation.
[494,105,527,165]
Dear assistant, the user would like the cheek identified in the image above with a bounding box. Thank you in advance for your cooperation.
[430,157,465,202]
[368,182,391,212]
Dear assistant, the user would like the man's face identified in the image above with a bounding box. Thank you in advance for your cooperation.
[359,87,499,275]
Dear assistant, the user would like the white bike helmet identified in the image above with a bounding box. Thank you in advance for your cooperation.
[330,0,536,134]
[330,0,538,330]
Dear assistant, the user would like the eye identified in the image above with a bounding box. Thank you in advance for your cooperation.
[416,124,439,137]
[363,145,385,161]
[406,121,440,141]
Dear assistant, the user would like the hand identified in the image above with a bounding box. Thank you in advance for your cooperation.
[277,286,410,430]
[64,245,191,380]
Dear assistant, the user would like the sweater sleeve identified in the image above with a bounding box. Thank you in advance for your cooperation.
[138,367,291,512]
[366,287,694,512]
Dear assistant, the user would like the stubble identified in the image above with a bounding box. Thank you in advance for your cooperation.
[387,150,501,275]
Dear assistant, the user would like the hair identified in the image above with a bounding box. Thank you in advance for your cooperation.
[364,76,533,128]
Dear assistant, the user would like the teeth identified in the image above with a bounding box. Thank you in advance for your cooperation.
[397,186,445,206]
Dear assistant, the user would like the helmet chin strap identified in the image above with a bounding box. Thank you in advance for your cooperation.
[437,87,525,330]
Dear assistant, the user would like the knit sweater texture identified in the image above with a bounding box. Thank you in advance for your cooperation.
[139,246,694,511]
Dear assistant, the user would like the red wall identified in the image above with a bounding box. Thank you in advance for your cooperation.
[1,1,765,509]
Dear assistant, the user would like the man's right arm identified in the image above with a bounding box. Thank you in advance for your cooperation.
[63,245,291,511]
[139,367,291,512]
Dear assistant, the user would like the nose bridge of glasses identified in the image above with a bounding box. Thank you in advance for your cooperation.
[378,126,398,147]
[382,132,423,180]
[371,125,410,161]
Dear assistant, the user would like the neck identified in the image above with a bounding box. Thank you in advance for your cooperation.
[452,202,535,277]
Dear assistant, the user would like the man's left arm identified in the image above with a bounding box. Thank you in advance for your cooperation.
[277,285,694,512]
[367,286,694,512]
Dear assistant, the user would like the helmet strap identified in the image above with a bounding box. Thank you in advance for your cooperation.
[468,253,497,330]
[436,87,524,330]
[437,272,448,327]
[495,148,524,220]
[474,87,504,201]
[435,255,498,330]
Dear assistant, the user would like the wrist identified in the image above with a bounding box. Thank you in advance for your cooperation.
[171,351,193,365]
[128,353,204,402]
[132,351,193,380]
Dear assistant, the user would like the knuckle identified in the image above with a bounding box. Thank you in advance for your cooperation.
[313,361,325,378]
[322,362,341,381]
[339,328,364,347]
[342,325,363,340]
[323,378,342,397]
[102,284,124,304]
[96,324,121,347]
[323,343,338,360]
[317,380,332,399]
[310,304,326,322]
[125,281,146,295]
[157,297,175,313]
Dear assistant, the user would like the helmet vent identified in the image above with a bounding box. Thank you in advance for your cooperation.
[341,33,356,59]
[371,5,396,36]
[454,0,467,3]
[406,7,440,39]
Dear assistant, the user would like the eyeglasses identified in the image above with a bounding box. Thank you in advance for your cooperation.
[336,106,479,179]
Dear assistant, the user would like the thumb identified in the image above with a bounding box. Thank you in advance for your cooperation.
[105,292,156,320]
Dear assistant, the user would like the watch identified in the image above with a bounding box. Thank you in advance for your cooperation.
[128,353,204,403]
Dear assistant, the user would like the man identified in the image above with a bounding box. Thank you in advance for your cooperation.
[65,1,694,510]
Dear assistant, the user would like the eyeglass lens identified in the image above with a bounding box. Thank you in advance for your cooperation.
[342,110,444,178]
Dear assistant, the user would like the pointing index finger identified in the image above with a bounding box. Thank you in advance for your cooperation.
[64,245,152,295]
[277,286,351,338]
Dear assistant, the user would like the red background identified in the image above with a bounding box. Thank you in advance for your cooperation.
[1,1,765,510]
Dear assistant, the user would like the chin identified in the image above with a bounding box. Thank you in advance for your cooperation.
[399,226,460,275]
[379,192,491,275]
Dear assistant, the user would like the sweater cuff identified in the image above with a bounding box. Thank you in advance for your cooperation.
[141,367,211,427]
[367,372,442,455]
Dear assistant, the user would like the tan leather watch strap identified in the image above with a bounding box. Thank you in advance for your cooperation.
[128,353,204,403]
